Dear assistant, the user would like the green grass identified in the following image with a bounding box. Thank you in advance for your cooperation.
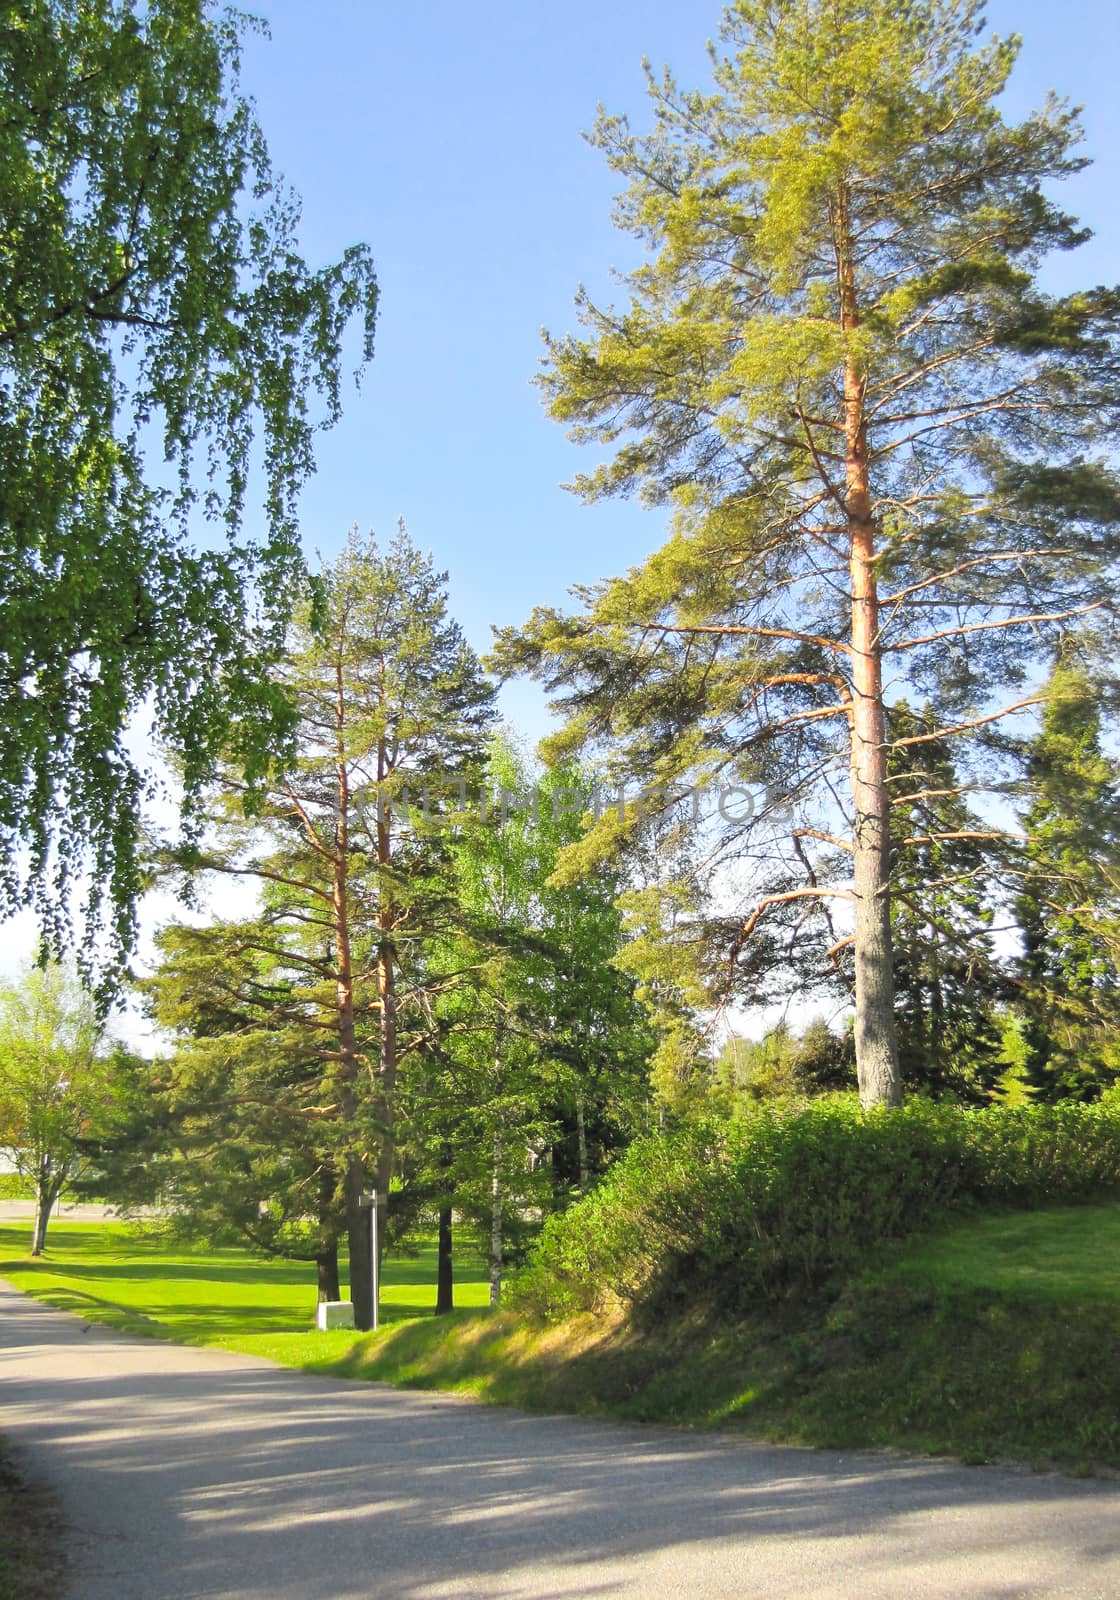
[5,1206,1120,1472]
[298,1203,1120,1472]
[756,1204,1120,1468]
[0,1221,490,1364]
[886,1204,1120,1304]
[272,1205,1120,1472]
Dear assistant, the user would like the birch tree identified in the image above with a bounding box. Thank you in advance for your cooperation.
[425,743,652,1304]
[0,964,119,1254]
[0,2,376,974]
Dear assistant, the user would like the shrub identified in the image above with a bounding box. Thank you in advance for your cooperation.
[510,1097,1120,1322]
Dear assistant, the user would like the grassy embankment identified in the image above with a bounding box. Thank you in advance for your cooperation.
[4,1207,1120,1471]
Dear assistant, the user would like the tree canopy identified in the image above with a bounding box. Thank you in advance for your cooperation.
[492,0,1120,1105]
[0,963,129,1253]
[0,1,377,976]
[146,528,496,1323]
[1017,646,1120,1096]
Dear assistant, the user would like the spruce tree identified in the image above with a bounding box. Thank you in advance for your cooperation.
[1017,645,1120,1096]
[887,705,1006,1099]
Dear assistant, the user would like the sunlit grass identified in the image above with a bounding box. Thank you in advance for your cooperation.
[6,1206,1120,1471]
[880,1203,1120,1304]
[0,1220,490,1355]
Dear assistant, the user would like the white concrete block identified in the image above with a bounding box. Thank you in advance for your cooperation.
[316,1300,355,1330]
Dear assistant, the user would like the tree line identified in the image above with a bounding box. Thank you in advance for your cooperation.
[2,1,1120,1289]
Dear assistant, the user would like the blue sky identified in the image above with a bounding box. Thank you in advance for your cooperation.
[4,0,1117,1008]
[237,0,1120,739]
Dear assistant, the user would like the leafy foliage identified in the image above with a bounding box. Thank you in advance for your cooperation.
[708,1017,853,1110]
[0,1,377,974]
[0,964,134,1251]
[1017,645,1120,1096]
[413,740,655,1301]
[512,1096,1120,1321]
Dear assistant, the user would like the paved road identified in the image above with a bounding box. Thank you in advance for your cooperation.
[0,1200,159,1223]
[2,1280,1119,1600]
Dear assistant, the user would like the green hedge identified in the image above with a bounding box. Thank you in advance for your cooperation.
[511,1096,1120,1322]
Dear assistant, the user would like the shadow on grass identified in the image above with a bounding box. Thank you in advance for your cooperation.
[0,1285,298,1339]
[300,1304,782,1430]
[1,1256,319,1288]
[0,1228,488,1294]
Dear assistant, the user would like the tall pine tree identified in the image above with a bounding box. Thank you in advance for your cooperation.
[161,528,494,1326]
[494,0,1120,1105]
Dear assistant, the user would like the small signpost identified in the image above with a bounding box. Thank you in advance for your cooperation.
[358,1189,380,1331]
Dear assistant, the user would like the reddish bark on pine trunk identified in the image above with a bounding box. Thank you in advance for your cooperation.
[837,186,903,1109]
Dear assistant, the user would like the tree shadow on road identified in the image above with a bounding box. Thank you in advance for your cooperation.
[3,1291,1120,1600]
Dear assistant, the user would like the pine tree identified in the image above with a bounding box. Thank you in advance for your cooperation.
[137,918,349,1302]
[162,528,495,1326]
[492,0,1120,1107]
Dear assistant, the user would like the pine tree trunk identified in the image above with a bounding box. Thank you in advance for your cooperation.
[344,1159,372,1328]
[435,1206,454,1315]
[372,923,397,1238]
[837,188,902,1109]
[575,1093,589,1198]
[332,658,373,1329]
[372,753,399,1311]
[336,900,371,1328]
[489,1134,503,1307]
[316,1245,341,1304]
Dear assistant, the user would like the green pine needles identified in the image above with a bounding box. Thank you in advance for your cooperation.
[494,0,1120,1105]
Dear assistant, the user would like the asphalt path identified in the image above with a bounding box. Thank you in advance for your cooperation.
[2,1279,1119,1599]
[0,1201,158,1223]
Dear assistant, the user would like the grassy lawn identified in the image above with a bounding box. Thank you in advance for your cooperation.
[0,1220,491,1366]
[311,1202,1120,1472]
[5,1205,1120,1472]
